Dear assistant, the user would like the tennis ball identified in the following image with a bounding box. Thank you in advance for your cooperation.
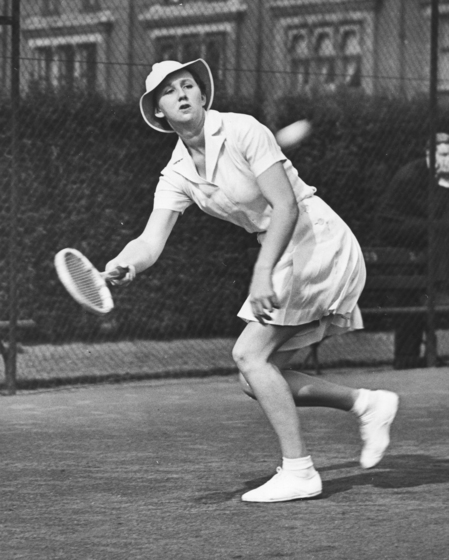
[275,119,312,150]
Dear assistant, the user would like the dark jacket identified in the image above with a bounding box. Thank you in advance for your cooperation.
[377,157,449,283]
[377,158,449,250]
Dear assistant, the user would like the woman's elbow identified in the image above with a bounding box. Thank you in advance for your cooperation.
[291,203,299,218]
[271,202,298,227]
[284,201,299,222]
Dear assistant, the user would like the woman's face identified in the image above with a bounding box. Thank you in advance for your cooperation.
[154,69,206,131]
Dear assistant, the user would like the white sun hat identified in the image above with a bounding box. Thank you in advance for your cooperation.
[139,59,214,133]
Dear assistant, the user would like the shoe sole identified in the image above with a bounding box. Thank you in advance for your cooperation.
[360,392,399,469]
[241,489,322,503]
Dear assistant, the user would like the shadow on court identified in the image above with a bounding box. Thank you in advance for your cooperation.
[1,367,448,560]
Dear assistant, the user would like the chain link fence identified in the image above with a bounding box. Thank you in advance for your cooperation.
[1,0,448,390]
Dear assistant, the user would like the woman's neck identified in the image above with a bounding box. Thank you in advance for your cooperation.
[182,129,205,153]
[172,110,206,149]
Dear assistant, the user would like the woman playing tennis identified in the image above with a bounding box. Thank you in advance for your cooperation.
[106,59,399,503]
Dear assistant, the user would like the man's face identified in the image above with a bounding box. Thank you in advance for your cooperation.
[435,143,449,175]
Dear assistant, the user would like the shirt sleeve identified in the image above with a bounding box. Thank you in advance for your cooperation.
[153,176,194,214]
[237,115,286,178]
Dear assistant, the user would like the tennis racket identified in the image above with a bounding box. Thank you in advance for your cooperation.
[54,248,128,315]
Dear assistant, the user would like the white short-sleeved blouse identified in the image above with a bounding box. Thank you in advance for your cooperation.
[153,110,366,348]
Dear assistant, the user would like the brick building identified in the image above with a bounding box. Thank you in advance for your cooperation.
[0,0,446,107]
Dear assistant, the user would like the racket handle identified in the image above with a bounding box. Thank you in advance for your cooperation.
[102,266,129,282]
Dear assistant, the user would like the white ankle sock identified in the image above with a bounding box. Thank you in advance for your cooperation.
[282,456,315,476]
[351,388,371,417]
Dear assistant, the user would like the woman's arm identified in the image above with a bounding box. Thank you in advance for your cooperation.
[105,208,180,281]
[250,161,299,323]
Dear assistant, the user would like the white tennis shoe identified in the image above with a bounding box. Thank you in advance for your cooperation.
[359,390,399,469]
[241,467,322,503]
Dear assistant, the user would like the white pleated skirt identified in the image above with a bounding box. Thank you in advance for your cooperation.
[237,195,366,351]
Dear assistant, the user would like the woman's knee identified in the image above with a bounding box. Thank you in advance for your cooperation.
[232,342,265,374]
[232,341,251,371]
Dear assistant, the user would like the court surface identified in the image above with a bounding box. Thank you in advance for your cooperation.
[1,367,449,560]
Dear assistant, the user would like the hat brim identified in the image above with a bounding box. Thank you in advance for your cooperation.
[139,59,214,133]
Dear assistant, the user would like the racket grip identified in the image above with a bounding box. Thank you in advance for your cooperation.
[103,266,129,281]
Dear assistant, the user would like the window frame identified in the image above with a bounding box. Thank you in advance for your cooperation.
[150,22,236,94]
[155,31,227,85]
[287,22,363,93]
[276,8,375,96]
[30,38,99,93]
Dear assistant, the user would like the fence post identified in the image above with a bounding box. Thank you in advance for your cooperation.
[5,0,20,395]
[427,0,439,367]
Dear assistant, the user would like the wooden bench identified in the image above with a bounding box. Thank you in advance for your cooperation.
[360,246,449,319]
[361,246,429,318]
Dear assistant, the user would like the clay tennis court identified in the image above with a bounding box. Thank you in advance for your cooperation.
[2,366,448,560]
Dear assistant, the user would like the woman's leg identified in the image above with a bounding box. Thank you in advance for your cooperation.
[233,322,323,502]
[233,324,309,459]
[238,348,399,471]
[239,349,359,410]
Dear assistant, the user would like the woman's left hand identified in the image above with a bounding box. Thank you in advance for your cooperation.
[249,270,280,324]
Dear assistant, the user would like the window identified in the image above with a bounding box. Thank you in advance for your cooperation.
[314,30,336,86]
[33,43,97,92]
[288,24,362,92]
[181,34,201,61]
[156,32,226,86]
[289,31,310,90]
[204,33,225,85]
[77,44,97,92]
[57,45,76,90]
[42,0,61,16]
[81,0,101,13]
[341,29,362,87]
[35,47,55,87]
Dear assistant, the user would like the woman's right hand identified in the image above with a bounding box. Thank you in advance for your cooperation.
[103,262,136,287]
[101,209,180,288]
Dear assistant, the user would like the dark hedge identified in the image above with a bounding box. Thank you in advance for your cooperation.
[0,89,442,341]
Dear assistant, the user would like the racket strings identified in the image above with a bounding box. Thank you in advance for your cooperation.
[65,253,105,310]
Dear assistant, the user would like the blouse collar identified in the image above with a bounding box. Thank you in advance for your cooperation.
[169,110,226,184]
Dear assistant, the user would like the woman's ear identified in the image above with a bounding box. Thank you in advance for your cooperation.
[201,94,206,107]
[155,107,165,118]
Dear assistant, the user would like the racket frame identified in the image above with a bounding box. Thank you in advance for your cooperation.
[54,248,114,315]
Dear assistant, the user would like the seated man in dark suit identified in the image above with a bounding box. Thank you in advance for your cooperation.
[377,133,449,369]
